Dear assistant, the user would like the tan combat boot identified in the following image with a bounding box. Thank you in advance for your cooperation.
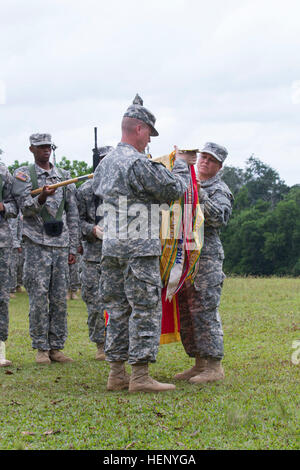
[189,358,225,384]
[0,341,12,367]
[173,355,207,381]
[36,350,51,365]
[129,364,176,393]
[95,343,105,361]
[49,349,73,363]
[66,290,71,300]
[0,359,12,367]
[107,362,130,391]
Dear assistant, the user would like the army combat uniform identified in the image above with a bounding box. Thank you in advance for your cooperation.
[76,179,106,348]
[0,163,18,345]
[93,142,191,366]
[178,172,233,360]
[12,160,79,353]
[8,213,23,293]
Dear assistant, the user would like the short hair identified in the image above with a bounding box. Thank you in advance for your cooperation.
[121,116,148,135]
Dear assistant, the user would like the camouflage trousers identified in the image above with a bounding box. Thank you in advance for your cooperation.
[68,261,81,292]
[9,247,24,291]
[177,257,225,360]
[0,248,11,342]
[80,260,105,345]
[23,238,69,351]
[100,255,162,365]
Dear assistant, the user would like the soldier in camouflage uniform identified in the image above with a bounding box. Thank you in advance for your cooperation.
[0,161,18,366]
[175,142,233,384]
[12,133,79,365]
[8,213,23,296]
[93,94,196,393]
[76,145,113,360]
[67,248,81,300]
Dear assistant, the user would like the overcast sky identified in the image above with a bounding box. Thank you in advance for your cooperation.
[1,0,300,186]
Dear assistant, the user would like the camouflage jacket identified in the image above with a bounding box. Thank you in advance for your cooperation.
[198,173,233,259]
[0,162,18,247]
[92,142,191,258]
[12,163,79,254]
[76,179,102,263]
[8,213,23,248]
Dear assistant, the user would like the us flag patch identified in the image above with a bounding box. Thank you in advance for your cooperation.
[16,172,28,182]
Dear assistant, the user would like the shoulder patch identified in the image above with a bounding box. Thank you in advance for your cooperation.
[15,172,28,182]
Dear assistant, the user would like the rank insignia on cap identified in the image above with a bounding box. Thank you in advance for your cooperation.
[16,172,28,182]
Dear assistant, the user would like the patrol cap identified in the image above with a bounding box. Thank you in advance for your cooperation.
[200,142,228,163]
[29,133,52,146]
[123,94,159,137]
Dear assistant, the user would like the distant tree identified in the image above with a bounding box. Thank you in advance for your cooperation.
[243,155,289,207]
[8,160,30,174]
[221,165,245,196]
[57,156,92,186]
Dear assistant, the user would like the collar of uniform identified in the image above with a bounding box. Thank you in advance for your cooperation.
[34,163,60,178]
[200,172,221,188]
[117,142,140,153]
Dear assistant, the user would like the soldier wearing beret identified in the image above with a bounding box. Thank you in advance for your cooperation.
[12,134,79,364]
[0,161,18,366]
[175,142,233,384]
[93,94,197,393]
[76,145,113,361]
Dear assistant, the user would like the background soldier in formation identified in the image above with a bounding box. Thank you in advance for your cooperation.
[8,212,23,296]
[0,161,18,367]
[93,95,196,393]
[67,252,81,300]
[12,133,79,365]
[76,145,113,361]
[175,142,233,384]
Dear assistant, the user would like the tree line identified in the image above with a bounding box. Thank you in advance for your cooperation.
[220,156,300,276]
[3,153,300,277]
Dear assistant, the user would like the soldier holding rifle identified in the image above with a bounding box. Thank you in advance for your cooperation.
[76,135,113,361]
[12,133,79,364]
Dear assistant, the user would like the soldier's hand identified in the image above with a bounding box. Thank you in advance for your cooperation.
[38,185,56,205]
[0,202,4,212]
[174,146,197,166]
[92,225,103,239]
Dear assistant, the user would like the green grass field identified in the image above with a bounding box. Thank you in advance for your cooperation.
[0,277,299,450]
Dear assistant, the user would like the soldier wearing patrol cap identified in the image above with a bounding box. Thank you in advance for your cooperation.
[76,145,114,361]
[12,133,79,365]
[93,94,197,393]
[175,142,234,384]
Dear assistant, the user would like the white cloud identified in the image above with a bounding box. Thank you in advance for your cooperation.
[0,0,300,186]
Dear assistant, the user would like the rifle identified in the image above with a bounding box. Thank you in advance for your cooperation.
[30,173,94,196]
[93,127,101,171]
